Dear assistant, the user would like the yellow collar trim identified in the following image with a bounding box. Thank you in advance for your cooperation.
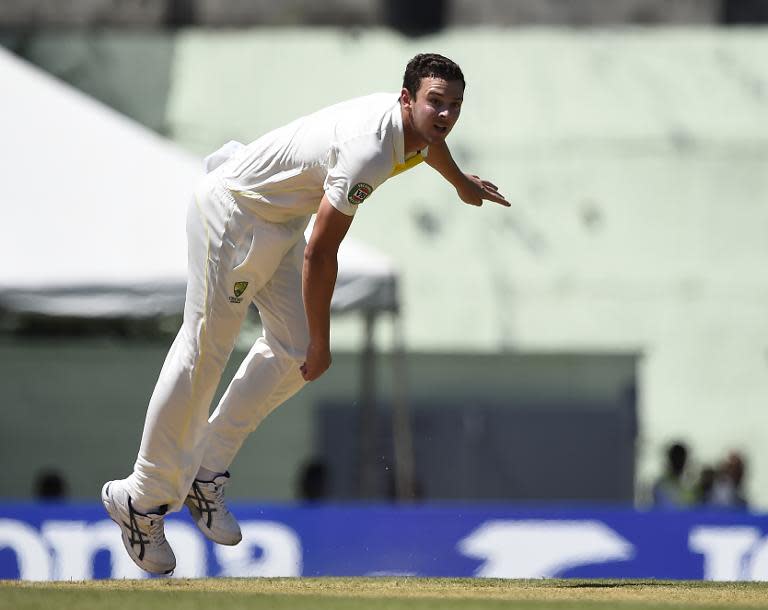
[391,151,426,178]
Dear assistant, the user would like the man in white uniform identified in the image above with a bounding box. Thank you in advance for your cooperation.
[102,53,509,574]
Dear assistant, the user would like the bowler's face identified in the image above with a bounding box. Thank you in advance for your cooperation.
[404,77,464,145]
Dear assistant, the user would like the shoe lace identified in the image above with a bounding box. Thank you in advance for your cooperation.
[147,517,167,546]
[211,482,230,515]
[190,479,232,528]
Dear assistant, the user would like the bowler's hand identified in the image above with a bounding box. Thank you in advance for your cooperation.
[457,173,510,207]
[300,341,332,381]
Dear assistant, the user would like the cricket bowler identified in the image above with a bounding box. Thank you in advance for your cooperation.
[102,53,510,574]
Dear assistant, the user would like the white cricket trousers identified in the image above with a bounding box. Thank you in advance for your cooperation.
[125,172,310,512]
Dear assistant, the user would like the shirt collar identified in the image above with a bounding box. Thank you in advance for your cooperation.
[391,94,405,166]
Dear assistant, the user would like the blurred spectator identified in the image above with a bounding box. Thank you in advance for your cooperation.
[34,469,68,501]
[652,441,696,509]
[694,465,717,505]
[297,459,328,502]
[710,451,749,510]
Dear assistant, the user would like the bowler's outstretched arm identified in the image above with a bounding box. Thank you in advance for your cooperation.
[425,140,510,207]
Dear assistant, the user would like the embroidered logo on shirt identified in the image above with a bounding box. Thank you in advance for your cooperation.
[229,281,249,303]
[348,183,373,205]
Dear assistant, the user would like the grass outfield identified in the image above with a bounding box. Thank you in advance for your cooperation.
[2,578,768,610]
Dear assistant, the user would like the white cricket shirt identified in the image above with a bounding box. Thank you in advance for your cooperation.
[216,93,427,222]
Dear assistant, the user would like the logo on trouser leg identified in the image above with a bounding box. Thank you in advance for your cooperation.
[229,281,248,304]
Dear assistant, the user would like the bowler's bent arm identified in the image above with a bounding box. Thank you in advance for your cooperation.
[300,196,354,381]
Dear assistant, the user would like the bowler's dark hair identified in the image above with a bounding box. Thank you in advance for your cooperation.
[402,53,465,98]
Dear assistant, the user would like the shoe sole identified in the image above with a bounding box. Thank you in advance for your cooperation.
[101,481,175,575]
[184,498,242,546]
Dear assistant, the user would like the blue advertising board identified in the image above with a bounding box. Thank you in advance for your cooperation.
[1,503,767,581]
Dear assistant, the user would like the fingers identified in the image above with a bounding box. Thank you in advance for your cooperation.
[486,191,511,207]
[300,361,330,381]
[300,362,318,382]
[481,182,510,207]
[461,175,511,208]
[475,175,508,205]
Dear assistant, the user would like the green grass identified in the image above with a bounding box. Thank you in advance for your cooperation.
[2,578,768,610]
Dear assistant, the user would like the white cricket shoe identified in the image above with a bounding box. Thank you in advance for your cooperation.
[101,480,176,575]
[184,472,242,546]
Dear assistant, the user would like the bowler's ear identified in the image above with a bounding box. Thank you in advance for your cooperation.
[400,87,412,109]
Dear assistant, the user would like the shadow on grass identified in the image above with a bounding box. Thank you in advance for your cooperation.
[558,582,667,589]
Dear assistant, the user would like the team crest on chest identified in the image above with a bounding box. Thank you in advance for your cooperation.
[348,183,373,205]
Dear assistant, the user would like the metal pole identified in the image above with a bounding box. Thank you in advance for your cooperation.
[358,311,378,498]
[391,313,416,500]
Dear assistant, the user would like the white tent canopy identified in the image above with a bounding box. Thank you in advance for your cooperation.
[307,217,397,314]
[0,48,397,319]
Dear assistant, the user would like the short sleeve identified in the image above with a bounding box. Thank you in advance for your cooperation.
[203,140,245,173]
[324,136,392,216]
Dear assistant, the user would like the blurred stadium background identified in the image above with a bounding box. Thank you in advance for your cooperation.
[1,0,767,582]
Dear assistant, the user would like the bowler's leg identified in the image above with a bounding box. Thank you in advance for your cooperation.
[102,177,261,574]
[202,229,310,474]
[123,177,259,513]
